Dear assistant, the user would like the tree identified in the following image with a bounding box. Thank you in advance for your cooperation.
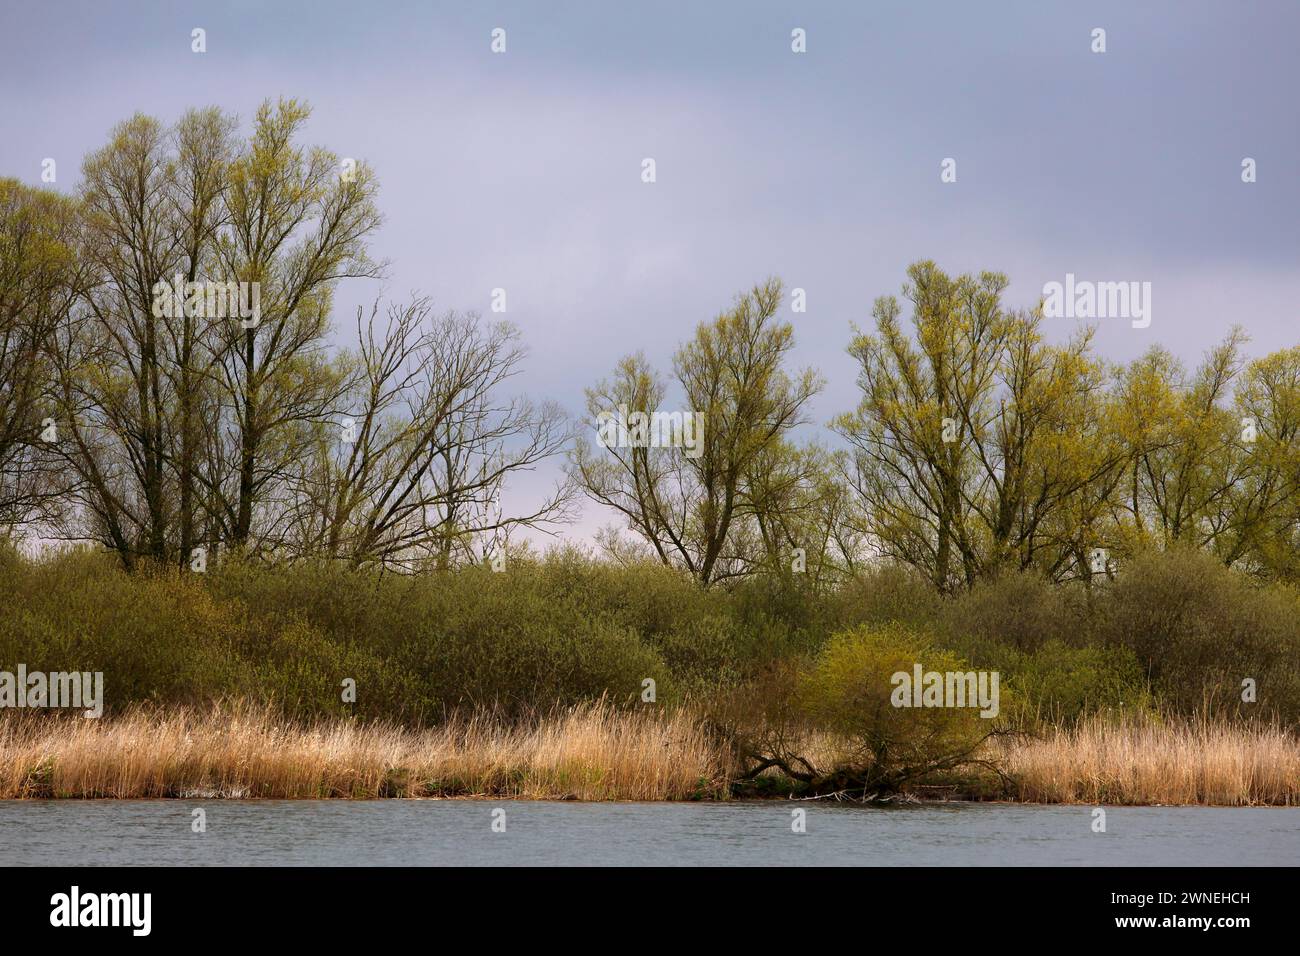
[835,261,1124,590]
[1110,334,1245,555]
[1229,347,1300,579]
[51,113,190,567]
[209,98,383,556]
[0,179,80,534]
[742,442,865,588]
[47,101,381,569]
[284,298,575,570]
[165,108,238,567]
[571,279,822,585]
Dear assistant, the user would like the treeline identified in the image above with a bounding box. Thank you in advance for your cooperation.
[573,266,1300,590]
[2,98,1299,592]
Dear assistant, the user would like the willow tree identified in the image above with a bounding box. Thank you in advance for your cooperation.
[1228,346,1300,579]
[834,261,1123,591]
[50,112,211,567]
[284,298,575,570]
[0,179,80,534]
[210,98,383,557]
[45,101,381,569]
[741,441,865,587]
[1112,335,1300,577]
[571,279,822,586]
[167,108,238,567]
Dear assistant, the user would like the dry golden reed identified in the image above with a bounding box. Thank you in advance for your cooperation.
[1000,715,1300,806]
[0,702,730,801]
[2,704,1295,805]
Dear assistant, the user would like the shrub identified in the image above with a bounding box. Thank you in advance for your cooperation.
[991,641,1151,726]
[3,546,1294,732]
[938,571,1078,653]
[823,565,941,634]
[1097,548,1300,725]
[0,550,243,709]
[724,623,1000,796]
[799,623,996,768]
[214,556,671,718]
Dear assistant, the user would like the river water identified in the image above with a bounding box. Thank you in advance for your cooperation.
[1,800,1295,866]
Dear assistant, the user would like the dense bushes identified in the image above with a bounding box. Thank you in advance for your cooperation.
[202,555,673,718]
[1095,549,1300,723]
[939,573,1077,654]
[960,639,1150,725]
[0,548,425,719]
[0,543,1295,727]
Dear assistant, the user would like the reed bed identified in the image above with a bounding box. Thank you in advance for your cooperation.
[1,705,1296,804]
[0,702,731,800]
[1000,715,1300,806]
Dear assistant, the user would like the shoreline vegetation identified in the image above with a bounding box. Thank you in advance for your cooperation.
[2,546,1299,807]
[2,703,1296,806]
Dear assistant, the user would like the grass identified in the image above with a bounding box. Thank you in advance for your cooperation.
[1,703,1296,805]
[0,701,729,801]
[999,715,1300,806]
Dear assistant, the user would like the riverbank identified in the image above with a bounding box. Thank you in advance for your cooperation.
[2,704,1296,805]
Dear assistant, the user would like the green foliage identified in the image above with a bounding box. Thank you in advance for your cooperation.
[0,548,414,719]
[1010,642,1150,723]
[955,639,1150,725]
[210,555,672,718]
[939,572,1075,653]
[823,563,942,634]
[1096,548,1300,724]
[799,623,992,764]
[0,545,1294,729]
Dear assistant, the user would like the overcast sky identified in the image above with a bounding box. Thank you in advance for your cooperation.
[3,0,1297,546]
